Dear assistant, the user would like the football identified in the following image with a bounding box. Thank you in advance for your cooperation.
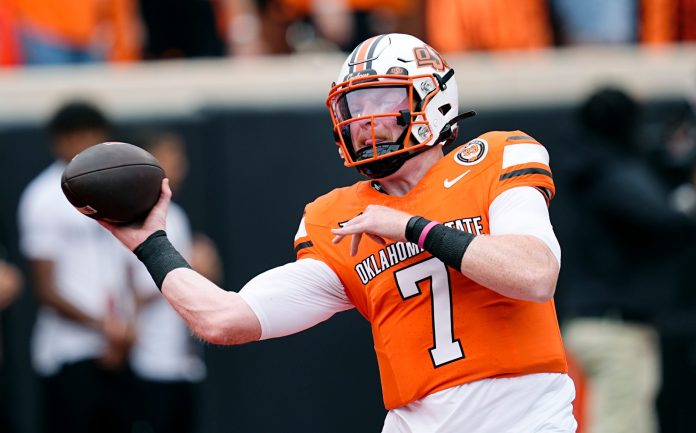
[61,142,165,224]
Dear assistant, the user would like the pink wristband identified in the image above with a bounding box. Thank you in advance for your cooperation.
[418,221,440,249]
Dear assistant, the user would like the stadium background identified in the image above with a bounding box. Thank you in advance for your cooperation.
[1,25,696,433]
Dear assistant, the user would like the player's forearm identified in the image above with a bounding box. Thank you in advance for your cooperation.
[162,267,262,345]
[461,234,559,302]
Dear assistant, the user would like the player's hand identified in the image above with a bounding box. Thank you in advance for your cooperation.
[331,205,412,256]
[99,178,171,251]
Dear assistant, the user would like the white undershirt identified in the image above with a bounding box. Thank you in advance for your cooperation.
[239,186,560,340]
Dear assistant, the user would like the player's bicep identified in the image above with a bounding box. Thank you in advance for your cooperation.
[238,258,353,340]
[488,186,561,264]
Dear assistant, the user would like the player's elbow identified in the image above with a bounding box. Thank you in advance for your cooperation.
[194,319,255,346]
[524,263,559,303]
[194,301,262,346]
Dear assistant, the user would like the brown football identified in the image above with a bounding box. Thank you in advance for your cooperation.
[61,142,164,224]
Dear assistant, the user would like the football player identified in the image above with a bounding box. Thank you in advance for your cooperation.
[101,34,576,432]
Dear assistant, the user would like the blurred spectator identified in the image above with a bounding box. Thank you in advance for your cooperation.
[221,0,271,56]
[561,87,696,433]
[426,0,551,52]
[10,0,140,65]
[128,131,220,433]
[669,117,696,216]
[0,238,22,433]
[552,0,696,46]
[641,0,696,44]
[551,0,637,45]
[0,251,22,313]
[0,1,22,66]
[223,0,417,55]
[17,101,136,433]
[280,0,416,52]
[139,0,225,60]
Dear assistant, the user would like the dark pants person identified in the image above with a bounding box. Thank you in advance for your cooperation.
[42,359,134,433]
[132,379,196,433]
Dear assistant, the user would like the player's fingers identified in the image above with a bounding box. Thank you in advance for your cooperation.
[155,179,172,209]
[331,219,363,236]
[332,234,346,244]
[350,233,362,256]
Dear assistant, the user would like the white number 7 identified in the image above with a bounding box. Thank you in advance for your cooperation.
[394,257,464,367]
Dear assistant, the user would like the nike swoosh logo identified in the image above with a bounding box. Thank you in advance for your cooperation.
[443,170,471,188]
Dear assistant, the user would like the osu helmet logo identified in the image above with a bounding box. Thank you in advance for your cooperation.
[454,139,488,166]
[413,45,448,71]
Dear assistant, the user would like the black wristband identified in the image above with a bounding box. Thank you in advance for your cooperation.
[133,230,191,290]
[405,216,430,244]
[405,216,475,270]
[422,224,475,270]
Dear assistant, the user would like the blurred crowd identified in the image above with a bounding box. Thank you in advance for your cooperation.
[1,101,224,433]
[1,0,696,67]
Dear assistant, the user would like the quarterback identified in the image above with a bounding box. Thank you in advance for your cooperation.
[102,34,577,432]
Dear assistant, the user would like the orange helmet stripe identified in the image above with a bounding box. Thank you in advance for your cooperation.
[353,36,379,72]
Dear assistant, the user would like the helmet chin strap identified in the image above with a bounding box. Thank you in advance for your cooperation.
[354,126,418,179]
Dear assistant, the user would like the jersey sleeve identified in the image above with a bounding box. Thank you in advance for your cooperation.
[489,186,561,264]
[490,132,555,204]
[293,208,331,263]
[238,258,354,340]
[293,213,317,260]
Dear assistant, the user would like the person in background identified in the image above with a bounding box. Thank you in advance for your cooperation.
[551,0,637,45]
[128,131,221,433]
[0,1,22,67]
[17,101,136,433]
[0,235,23,433]
[138,0,225,60]
[426,0,551,52]
[102,33,576,432]
[9,0,139,65]
[221,0,416,55]
[561,87,696,433]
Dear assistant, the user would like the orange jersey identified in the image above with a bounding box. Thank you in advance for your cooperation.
[294,130,567,409]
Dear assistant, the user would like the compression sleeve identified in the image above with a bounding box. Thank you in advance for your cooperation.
[488,186,561,264]
[238,258,354,340]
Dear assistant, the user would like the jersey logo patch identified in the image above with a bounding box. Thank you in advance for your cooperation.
[443,170,471,188]
[454,139,488,166]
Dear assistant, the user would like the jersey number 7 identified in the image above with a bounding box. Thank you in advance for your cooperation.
[395,257,465,367]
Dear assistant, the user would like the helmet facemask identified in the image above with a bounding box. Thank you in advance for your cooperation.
[328,75,440,179]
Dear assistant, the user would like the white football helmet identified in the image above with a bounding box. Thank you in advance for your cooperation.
[326,33,473,179]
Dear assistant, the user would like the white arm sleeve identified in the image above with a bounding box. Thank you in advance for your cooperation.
[489,186,561,264]
[238,258,354,340]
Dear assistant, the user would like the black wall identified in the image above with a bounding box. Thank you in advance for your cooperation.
[1,101,694,433]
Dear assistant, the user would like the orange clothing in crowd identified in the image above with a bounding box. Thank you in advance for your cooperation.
[426,0,551,52]
[9,0,139,61]
[0,2,22,65]
[641,0,696,43]
[280,0,412,18]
